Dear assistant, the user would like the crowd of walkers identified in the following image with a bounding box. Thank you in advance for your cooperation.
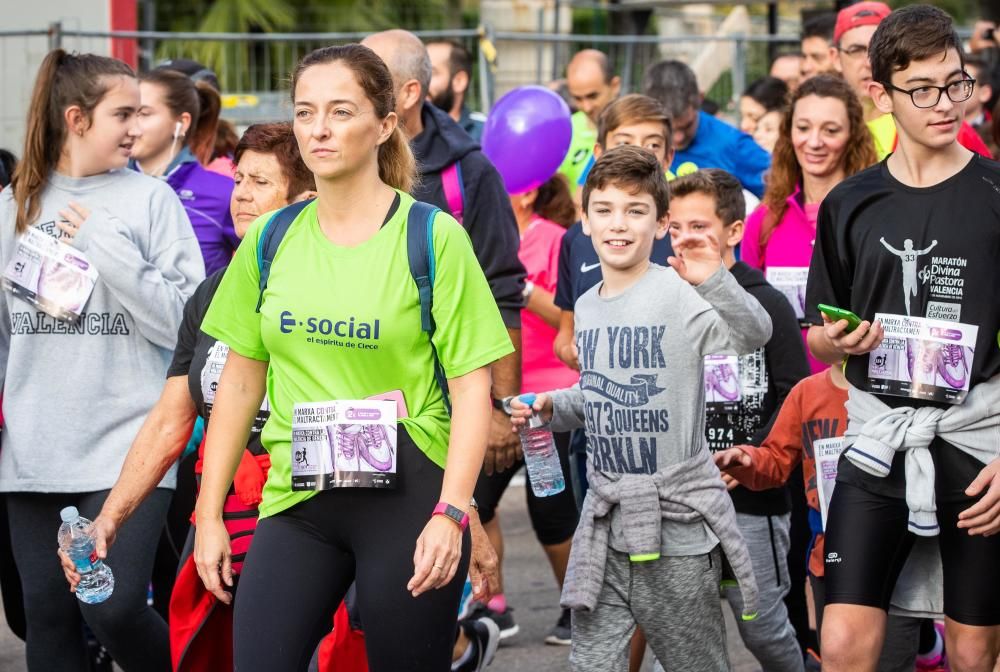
[0,3,999,672]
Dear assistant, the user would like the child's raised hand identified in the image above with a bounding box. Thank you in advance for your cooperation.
[508,393,553,432]
[713,447,752,472]
[667,230,723,286]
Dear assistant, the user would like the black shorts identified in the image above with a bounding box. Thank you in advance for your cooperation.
[824,480,1000,626]
[473,431,579,546]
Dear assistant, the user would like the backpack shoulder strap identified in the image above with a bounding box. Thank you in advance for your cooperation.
[255,198,314,313]
[406,200,451,414]
[440,161,465,225]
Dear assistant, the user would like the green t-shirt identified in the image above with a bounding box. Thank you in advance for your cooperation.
[558,111,598,195]
[201,191,514,517]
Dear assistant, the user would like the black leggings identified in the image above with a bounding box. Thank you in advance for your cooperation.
[6,488,172,672]
[233,428,470,672]
[824,480,1000,625]
[473,431,579,545]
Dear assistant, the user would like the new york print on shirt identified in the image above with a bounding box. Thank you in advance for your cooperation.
[578,325,671,475]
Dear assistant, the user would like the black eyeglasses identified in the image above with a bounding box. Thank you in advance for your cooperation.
[885,78,975,108]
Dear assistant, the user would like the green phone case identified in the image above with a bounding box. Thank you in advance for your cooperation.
[817,304,862,332]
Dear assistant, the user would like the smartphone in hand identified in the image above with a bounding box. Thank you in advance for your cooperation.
[818,304,862,333]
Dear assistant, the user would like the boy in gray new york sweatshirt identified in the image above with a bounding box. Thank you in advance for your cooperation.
[511,147,771,672]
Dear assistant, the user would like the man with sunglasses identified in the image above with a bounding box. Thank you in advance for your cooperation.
[833,1,990,160]
[801,5,1000,671]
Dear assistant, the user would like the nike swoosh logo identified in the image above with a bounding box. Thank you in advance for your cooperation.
[580,262,601,273]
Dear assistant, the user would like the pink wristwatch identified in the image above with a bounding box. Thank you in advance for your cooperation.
[433,502,469,531]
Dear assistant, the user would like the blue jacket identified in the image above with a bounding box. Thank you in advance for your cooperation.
[672,111,771,198]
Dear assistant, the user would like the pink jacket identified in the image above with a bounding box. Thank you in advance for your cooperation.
[743,186,816,271]
[520,217,580,394]
[744,187,825,374]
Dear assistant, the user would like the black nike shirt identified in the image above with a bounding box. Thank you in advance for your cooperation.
[805,154,1000,501]
[554,222,674,310]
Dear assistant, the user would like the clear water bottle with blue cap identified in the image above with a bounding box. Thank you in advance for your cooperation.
[514,393,566,497]
[58,507,115,604]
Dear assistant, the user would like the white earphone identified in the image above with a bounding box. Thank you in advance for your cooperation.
[172,121,183,140]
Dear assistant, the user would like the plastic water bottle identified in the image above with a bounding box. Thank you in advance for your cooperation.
[58,507,114,604]
[515,393,566,497]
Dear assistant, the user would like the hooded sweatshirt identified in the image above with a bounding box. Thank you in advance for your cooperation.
[0,170,205,492]
[132,147,238,276]
[706,262,810,516]
[411,104,526,328]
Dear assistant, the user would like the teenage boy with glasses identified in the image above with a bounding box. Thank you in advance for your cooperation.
[805,6,1000,672]
[833,1,990,160]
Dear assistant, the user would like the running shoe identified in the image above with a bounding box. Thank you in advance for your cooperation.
[452,617,500,672]
[907,339,939,387]
[915,621,948,671]
[937,344,969,389]
[715,363,740,400]
[357,424,394,472]
[544,608,571,645]
[457,578,475,619]
[466,602,520,640]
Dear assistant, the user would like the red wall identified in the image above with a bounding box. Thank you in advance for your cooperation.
[109,0,137,67]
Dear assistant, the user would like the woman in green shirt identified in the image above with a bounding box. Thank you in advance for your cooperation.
[193,44,513,671]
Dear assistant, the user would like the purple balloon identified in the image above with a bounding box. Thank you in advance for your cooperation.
[481,86,572,195]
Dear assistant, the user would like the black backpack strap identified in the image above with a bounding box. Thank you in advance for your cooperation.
[255,199,314,313]
[406,201,451,414]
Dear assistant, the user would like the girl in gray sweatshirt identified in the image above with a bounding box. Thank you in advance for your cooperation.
[0,50,203,671]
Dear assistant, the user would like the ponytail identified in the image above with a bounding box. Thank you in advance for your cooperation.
[11,49,133,233]
[190,81,221,165]
[378,126,417,194]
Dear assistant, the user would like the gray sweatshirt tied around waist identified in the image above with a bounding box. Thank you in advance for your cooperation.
[562,451,760,619]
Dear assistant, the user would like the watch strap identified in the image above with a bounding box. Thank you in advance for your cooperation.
[433,502,469,531]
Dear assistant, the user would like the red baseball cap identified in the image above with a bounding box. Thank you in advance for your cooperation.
[834,2,892,45]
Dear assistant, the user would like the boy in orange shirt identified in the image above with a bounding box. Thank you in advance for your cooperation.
[715,365,927,671]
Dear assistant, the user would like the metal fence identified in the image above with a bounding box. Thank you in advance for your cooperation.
[0,22,807,144]
[35,23,799,115]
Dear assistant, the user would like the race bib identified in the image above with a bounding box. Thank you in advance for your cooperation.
[867,313,978,404]
[2,226,98,323]
[765,267,808,321]
[291,399,398,491]
[704,354,742,414]
[814,437,845,531]
[200,341,269,432]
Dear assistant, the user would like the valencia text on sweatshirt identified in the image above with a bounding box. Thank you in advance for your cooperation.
[0,170,205,492]
[548,263,772,555]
